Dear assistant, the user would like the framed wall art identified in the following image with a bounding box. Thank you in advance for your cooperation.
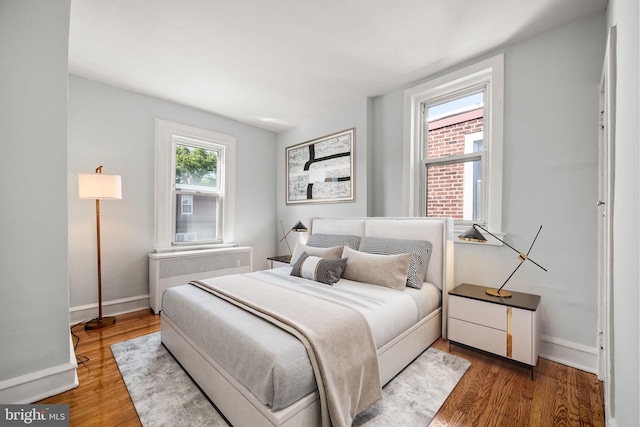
[286,128,355,204]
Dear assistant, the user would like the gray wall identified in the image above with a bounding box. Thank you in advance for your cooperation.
[368,13,605,353]
[276,7,606,362]
[276,98,371,257]
[0,0,72,379]
[68,76,278,311]
[607,0,639,424]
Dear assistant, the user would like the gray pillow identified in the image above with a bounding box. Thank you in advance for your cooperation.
[341,247,411,291]
[290,252,348,285]
[306,233,361,250]
[290,243,343,265]
[359,236,432,289]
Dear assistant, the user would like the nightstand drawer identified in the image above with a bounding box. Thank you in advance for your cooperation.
[449,294,506,331]
[449,318,507,357]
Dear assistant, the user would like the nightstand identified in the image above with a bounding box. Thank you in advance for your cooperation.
[267,255,291,269]
[448,283,541,379]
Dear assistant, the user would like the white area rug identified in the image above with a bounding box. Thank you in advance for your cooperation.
[111,332,470,426]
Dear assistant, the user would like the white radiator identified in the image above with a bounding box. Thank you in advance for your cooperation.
[148,246,253,314]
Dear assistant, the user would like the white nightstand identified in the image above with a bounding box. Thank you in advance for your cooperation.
[448,283,541,379]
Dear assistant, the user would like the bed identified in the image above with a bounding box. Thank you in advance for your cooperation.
[161,217,454,427]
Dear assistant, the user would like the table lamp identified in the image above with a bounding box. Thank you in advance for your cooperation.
[279,220,308,260]
[458,224,547,297]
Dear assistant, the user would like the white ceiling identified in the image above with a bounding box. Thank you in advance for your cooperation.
[69,0,607,132]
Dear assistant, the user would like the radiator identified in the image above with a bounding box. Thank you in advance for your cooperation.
[148,246,253,314]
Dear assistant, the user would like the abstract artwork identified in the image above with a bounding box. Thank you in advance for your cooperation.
[286,128,355,204]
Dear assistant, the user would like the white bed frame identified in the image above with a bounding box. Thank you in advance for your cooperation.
[161,217,454,427]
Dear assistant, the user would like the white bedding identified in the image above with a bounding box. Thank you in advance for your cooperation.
[250,267,441,348]
[162,267,441,411]
[161,217,454,427]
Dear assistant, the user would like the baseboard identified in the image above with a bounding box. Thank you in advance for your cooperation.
[69,294,151,325]
[540,334,598,374]
[0,333,78,404]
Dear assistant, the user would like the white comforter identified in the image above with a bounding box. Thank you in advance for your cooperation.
[161,267,441,410]
[250,268,435,348]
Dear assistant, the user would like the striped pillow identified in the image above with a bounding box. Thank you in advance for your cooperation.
[306,233,361,250]
[359,236,432,289]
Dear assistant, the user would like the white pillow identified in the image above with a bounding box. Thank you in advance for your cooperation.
[341,246,411,291]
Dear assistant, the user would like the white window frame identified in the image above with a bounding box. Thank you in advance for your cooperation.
[403,54,504,242]
[154,119,236,252]
[463,131,484,220]
[180,194,194,215]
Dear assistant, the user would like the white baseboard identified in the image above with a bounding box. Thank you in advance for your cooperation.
[0,296,151,404]
[69,294,151,325]
[540,334,598,374]
[0,333,78,404]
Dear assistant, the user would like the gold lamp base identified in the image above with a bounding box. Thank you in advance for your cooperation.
[485,288,512,298]
[85,316,116,330]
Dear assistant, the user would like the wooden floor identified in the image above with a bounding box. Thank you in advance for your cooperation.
[38,309,605,426]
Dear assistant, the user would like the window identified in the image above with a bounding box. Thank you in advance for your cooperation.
[180,195,194,215]
[154,120,236,251]
[404,54,504,238]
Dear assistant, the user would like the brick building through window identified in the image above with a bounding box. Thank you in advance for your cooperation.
[426,106,483,220]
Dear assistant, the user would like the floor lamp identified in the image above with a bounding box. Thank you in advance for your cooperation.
[79,166,122,330]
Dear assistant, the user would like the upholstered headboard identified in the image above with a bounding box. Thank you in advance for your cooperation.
[309,217,454,338]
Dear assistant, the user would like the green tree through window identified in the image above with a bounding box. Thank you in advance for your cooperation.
[175,145,218,187]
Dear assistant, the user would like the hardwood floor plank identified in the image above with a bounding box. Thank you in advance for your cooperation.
[36,310,605,427]
[509,365,535,426]
[565,366,583,425]
[553,365,570,426]
[527,358,551,427]
[576,369,596,426]
[589,373,606,427]
[38,310,159,427]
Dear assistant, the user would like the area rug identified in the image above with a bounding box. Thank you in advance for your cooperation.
[111,332,470,426]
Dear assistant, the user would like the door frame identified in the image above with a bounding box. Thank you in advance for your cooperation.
[597,24,616,420]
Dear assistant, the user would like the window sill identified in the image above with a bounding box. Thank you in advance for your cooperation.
[153,243,236,254]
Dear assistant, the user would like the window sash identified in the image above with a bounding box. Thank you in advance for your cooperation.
[424,157,484,224]
[174,139,220,192]
[173,191,222,245]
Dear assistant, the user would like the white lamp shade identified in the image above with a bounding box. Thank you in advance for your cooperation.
[78,173,122,199]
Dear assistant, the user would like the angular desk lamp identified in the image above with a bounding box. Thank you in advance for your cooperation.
[458,224,547,298]
[279,220,308,261]
[79,166,122,330]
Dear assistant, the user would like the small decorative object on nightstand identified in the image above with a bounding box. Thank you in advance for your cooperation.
[267,255,291,269]
[448,283,541,379]
[458,224,547,298]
